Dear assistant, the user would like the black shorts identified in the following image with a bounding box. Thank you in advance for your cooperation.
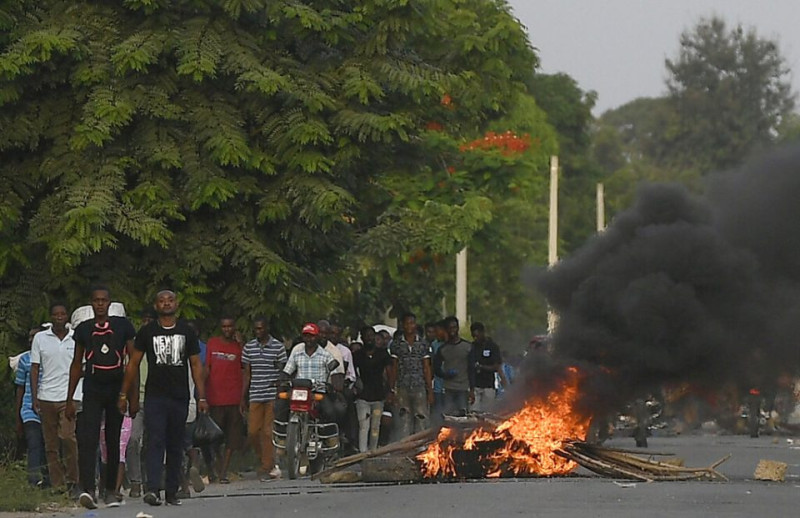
[209,405,244,451]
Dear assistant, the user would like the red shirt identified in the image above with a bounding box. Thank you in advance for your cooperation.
[205,337,243,406]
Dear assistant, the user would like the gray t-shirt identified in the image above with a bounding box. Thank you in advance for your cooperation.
[438,339,472,391]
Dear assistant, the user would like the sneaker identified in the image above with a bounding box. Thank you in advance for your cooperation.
[189,466,205,493]
[129,482,141,498]
[104,492,123,507]
[79,492,97,510]
[176,488,191,499]
[165,494,182,506]
[143,491,162,506]
[269,466,282,479]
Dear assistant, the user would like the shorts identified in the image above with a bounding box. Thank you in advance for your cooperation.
[100,415,133,464]
[210,405,244,451]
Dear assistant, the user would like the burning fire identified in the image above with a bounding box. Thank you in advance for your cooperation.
[418,367,591,478]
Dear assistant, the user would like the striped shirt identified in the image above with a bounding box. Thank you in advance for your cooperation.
[242,336,287,402]
[14,352,39,424]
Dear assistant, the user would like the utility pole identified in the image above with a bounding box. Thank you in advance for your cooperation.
[456,248,467,324]
[547,156,559,333]
[597,183,605,232]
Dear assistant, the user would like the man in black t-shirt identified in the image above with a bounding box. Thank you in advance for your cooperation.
[353,326,395,452]
[469,322,506,412]
[66,286,136,510]
[118,290,207,507]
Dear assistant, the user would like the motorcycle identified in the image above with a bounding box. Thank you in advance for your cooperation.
[273,378,340,479]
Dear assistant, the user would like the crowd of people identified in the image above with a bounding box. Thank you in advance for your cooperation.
[12,286,520,510]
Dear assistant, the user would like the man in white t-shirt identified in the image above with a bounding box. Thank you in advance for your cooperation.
[30,303,79,496]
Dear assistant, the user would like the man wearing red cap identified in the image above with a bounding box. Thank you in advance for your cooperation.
[283,323,338,384]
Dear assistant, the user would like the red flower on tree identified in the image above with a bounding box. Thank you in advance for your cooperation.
[459,131,532,156]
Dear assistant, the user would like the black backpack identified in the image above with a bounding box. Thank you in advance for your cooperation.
[85,320,124,382]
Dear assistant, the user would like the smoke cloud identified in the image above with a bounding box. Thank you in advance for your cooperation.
[536,145,800,413]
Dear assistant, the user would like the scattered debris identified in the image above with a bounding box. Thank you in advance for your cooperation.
[555,440,730,482]
[362,456,422,483]
[753,459,788,482]
[312,428,437,481]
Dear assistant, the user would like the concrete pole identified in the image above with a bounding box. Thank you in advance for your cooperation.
[547,156,559,334]
[597,182,605,232]
[456,247,468,324]
[548,156,559,268]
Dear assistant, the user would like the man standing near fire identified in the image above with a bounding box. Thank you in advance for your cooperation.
[391,312,433,439]
[469,322,507,411]
[434,316,474,414]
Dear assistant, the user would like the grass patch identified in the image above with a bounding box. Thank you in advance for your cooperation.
[0,462,70,512]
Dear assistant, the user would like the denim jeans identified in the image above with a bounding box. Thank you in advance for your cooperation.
[442,390,469,415]
[355,400,383,452]
[472,388,496,412]
[394,387,429,440]
[431,392,446,426]
[144,396,189,497]
[23,421,47,485]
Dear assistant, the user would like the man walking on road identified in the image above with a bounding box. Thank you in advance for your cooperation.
[31,304,79,498]
[67,287,137,509]
[241,317,286,480]
[119,290,207,507]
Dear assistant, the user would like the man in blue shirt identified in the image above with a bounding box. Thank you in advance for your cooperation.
[15,327,48,487]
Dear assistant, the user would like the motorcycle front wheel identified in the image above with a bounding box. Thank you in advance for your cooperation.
[286,421,303,479]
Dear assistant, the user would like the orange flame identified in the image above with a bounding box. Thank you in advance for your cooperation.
[418,367,590,478]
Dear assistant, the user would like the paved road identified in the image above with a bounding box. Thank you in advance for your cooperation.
[47,434,800,518]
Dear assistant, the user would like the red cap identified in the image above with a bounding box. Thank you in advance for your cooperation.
[302,323,319,336]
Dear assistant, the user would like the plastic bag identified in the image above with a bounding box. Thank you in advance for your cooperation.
[193,412,224,446]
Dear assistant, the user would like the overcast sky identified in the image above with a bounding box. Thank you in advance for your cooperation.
[506,0,800,115]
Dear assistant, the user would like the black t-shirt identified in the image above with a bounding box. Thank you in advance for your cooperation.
[353,347,392,402]
[134,319,200,401]
[473,339,502,389]
[74,316,136,394]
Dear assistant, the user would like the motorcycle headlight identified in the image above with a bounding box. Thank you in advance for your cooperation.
[291,389,309,401]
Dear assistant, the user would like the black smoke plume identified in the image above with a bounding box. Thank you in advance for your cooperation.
[535,145,800,415]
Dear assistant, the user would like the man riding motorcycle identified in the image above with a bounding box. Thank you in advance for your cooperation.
[274,323,344,478]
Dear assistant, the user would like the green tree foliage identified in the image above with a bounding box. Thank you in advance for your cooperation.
[665,16,796,173]
[0,0,542,352]
[594,17,796,222]
[346,90,559,332]
[593,97,699,215]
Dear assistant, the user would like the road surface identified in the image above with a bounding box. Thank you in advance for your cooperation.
[38,434,800,518]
